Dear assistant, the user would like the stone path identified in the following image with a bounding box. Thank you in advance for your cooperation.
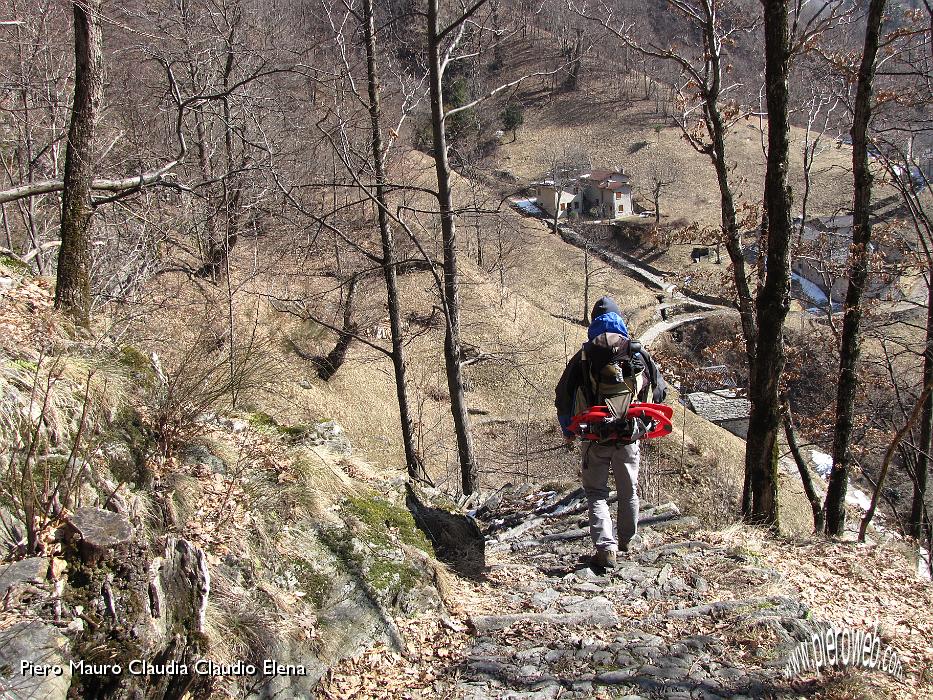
[438,485,813,699]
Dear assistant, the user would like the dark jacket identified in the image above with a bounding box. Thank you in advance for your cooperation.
[555,300,666,437]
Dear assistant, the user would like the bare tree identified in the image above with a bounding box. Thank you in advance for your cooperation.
[426,0,480,494]
[782,397,825,532]
[361,0,425,480]
[53,0,104,326]
[573,0,761,373]
[797,79,844,242]
[743,0,795,529]
[825,0,888,537]
[423,0,551,494]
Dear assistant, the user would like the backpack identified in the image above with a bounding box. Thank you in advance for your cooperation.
[573,332,647,440]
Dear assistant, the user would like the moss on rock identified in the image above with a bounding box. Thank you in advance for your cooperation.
[247,411,310,442]
[344,495,432,553]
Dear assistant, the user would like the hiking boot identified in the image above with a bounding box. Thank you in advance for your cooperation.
[619,542,631,553]
[593,548,617,569]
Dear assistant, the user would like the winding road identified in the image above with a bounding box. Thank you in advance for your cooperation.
[510,198,735,348]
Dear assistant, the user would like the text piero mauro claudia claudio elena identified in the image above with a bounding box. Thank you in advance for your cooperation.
[20,659,308,677]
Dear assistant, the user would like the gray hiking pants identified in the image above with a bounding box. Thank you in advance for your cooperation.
[581,440,640,552]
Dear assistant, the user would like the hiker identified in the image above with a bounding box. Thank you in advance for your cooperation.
[555,296,667,569]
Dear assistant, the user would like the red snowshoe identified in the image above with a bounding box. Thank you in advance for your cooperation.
[569,402,674,441]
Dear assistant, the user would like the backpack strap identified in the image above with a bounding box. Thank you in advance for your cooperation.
[579,347,596,406]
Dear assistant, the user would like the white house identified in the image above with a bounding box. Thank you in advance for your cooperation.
[577,168,634,219]
[534,180,578,219]
[534,167,634,221]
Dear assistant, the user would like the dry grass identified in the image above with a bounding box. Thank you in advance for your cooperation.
[699,525,933,699]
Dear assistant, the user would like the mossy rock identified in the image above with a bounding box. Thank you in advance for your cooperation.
[102,408,155,487]
[344,495,432,553]
[117,346,159,388]
[367,560,422,599]
[0,255,32,275]
[247,411,309,441]
[289,558,332,609]
[11,357,38,373]
[248,411,278,431]
[318,495,436,613]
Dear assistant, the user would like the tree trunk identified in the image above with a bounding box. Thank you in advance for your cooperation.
[55,0,104,327]
[196,17,242,282]
[701,11,758,375]
[362,0,424,481]
[491,0,504,70]
[783,399,825,533]
[859,384,933,542]
[427,0,479,495]
[563,30,583,91]
[582,241,590,325]
[909,274,933,539]
[652,183,661,226]
[825,0,887,537]
[745,0,794,530]
[315,275,359,381]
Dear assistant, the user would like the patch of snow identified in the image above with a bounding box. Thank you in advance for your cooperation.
[810,450,833,478]
[809,449,873,511]
[511,197,545,216]
[792,272,829,305]
[845,486,873,512]
[920,547,931,580]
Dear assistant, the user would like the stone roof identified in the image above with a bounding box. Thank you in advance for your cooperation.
[687,391,751,422]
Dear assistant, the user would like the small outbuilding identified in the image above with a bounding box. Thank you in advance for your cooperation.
[686,389,751,440]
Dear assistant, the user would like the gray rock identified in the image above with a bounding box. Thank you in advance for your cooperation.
[575,582,602,593]
[516,646,548,660]
[564,595,613,615]
[567,681,595,694]
[592,650,613,665]
[182,444,227,474]
[149,537,210,635]
[308,421,352,455]
[0,621,71,699]
[573,567,599,582]
[0,557,48,594]
[659,691,693,700]
[714,666,743,680]
[531,588,560,609]
[469,608,620,634]
[632,645,665,662]
[654,660,692,679]
[595,669,636,684]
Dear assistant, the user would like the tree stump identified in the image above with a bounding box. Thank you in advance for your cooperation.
[64,507,133,565]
